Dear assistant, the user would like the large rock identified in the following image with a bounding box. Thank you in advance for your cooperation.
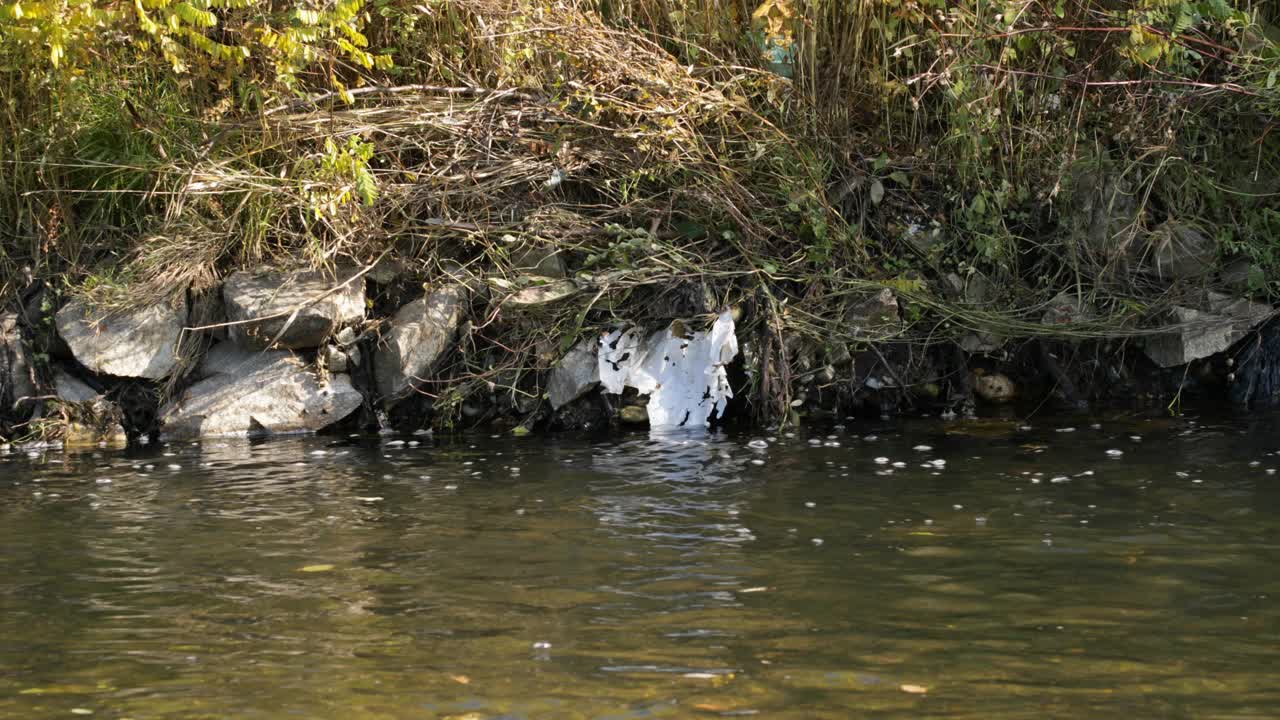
[844,288,900,339]
[374,285,467,401]
[547,339,599,409]
[159,353,361,439]
[54,369,101,403]
[1041,290,1095,327]
[195,342,291,380]
[1145,222,1216,280]
[1144,293,1273,368]
[55,297,187,379]
[1,313,35,411]
[223,269,365,350]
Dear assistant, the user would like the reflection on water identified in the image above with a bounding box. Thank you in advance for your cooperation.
[2,417,1280,719]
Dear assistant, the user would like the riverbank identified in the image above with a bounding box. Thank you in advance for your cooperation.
[2,1,1278,445]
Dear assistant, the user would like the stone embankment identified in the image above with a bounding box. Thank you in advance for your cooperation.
[1,258,1277,447]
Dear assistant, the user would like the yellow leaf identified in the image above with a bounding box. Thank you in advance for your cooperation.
[901,683,929,694]
[298,564,335,572]
[449,674,471,684]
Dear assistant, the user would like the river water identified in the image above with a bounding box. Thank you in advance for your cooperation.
[2,416,1278,719]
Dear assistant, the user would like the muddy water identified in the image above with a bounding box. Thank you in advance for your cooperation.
[2,416,1278,719]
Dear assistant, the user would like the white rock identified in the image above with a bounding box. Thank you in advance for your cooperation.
[223,269,364,350]
[374,285,467,401]
[159,353,361,439]
[55,296,187,379]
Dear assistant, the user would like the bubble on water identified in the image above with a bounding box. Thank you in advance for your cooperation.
[953,504,963,510]
[167,464,181,471]
[1090,423,1102,430]
[1105,449,1124,457]
[913,445,932,452]
[804,501,816,508]
[1129,435,1142,442]
[892,461,906,468]
[929,459,946,467]
[874,457,890,464]
[808,438,822,446]
[444,484,458,490]
[827,434,839,440]
[1249,460,1261,467]
[1056,427,1076,433]
[975,516,988,526]
[1175,471,1189,478]
[532,641,552,649]
[385,440,405,447]
[748,438,769,450]
[750,459,766,466]
[515,508,526,515]
[1268,469,1277,475]
[1031,478,1042,484]
[811,538,824,546]
[1018,425,1033,431]
[823,440,841,447]
[864,435,878,441]
[309,450,327,456]
[1050,476,1070,484]
[95,478,112,485]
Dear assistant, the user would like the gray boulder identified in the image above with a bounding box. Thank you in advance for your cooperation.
[1144,293,1273,367]
[159,352,361,439]
[1145,222,1216,280]
[55,297,187,379]
[54,369,100,403]
[223,269,365,350]
[374,285,467,401]
[547,339,599,409]
[1,313,35,410]
[194,342,291,380]
[845,288,900,339]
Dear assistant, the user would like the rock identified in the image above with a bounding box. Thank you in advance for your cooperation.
[54,369,100,403]
[368,255,407,284]
[324,344,350,373]
[945,272,992,305]
[223,269,365,350]
[1145,222,1216,280]
[510,242,567,278]
[1069,165,1140,260]
[1222,257,1262,293]
[159,353,362,439]
[845,288,900,338]
[1,313,35,410]
[619,405,649,424]
[64,419,128,449]
[971,371,1016,403]
[55,296,187,379]
[959,331,1003,354]
[195,342,291,381]
[374,285,467,401]
[1144,294,1272,368]
[547,339,599,409]
[1041,291,1095,326]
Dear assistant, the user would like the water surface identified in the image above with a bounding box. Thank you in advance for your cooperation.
[2,416,1279,718]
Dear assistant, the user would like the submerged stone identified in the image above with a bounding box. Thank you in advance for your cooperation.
[159,353,361,439]
[55,297,187,379]
[374,285,467,401]
[223,269,365,350]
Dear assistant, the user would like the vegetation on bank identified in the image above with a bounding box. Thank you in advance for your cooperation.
[2,0,1279,427]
